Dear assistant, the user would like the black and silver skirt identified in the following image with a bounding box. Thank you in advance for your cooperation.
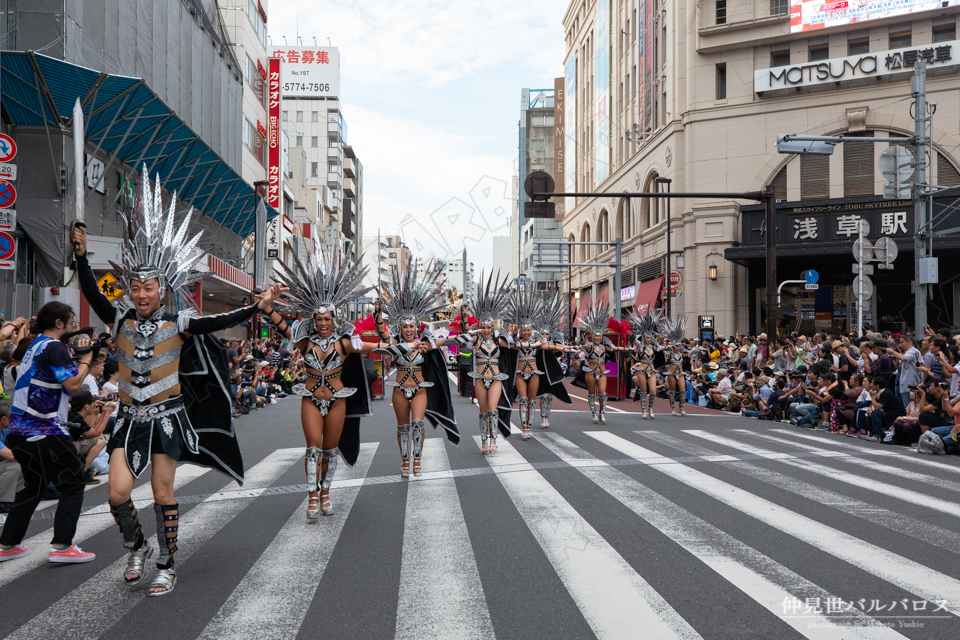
[107,395,200,478]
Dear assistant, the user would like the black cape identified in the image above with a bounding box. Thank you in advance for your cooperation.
[422,349,460,445]
[494,337,517,439]
[336,342,373,468]
[535,348,572,404]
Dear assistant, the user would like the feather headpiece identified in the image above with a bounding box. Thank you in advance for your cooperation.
[272,234,371,318]
[112,165,206,312]
[468,270,511,326]
[576,298,610,337]
[508,285,543,331]
[538,290,566,340]
[381,259,446,331]
[629,306,663,338]
[659,315,687,346]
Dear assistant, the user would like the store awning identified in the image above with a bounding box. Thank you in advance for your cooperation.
[633,277,663,315]
[0,51,276,237]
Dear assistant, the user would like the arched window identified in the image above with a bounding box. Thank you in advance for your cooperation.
[642,173,661,228]
[616,197,630,239]
[597,210,609,245]
[567,233,576,265]
[580,223,592,261]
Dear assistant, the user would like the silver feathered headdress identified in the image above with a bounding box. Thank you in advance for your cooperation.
[382,259,446,330]
[111,165,206,312]
[629,306,663,338]
[576,298,610,337]
[508,285,543,331]
[538,290,566,340]
[272,234,371,318]
[659,315,687,346]
[468,271,511,326]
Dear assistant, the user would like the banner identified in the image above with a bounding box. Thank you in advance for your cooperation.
[553,76,565,218]
[267,57,282,210]
[565,55,577,213]
[791,0,960,33]
[638,0,646,134]
[644,0,654,133]
[269,47,340,98]
[594,0,610,184]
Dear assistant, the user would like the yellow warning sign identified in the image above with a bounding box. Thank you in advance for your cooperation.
[97,273,124,301]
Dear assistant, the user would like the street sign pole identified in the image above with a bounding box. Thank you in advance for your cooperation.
[764,186,777,337]
[858,219,866,337]
[913,60,929,332]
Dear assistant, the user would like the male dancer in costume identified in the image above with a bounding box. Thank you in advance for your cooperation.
[72,168,285,595]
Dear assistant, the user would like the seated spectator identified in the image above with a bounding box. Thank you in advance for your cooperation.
[710,369,733,407]
[67,392,112,484]
[0,399,24,513]
[887,388,925,445]
[857,376,905,442]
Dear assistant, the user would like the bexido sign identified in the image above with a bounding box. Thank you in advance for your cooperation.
[755,40,957,92]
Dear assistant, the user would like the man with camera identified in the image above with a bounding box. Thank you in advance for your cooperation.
[0,302,96,563]
[67,391,113,484]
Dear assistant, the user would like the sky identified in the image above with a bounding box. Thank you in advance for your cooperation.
[270,0,568,272]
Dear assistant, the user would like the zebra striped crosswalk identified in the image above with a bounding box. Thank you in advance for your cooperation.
[1,421,959,639]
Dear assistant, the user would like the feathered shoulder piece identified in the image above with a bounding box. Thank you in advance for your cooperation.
[576,298,610,337]
[629,306,663,337]
[272,235,371,318]
[659,315,687,345]
[508,285,543,331]
[113,164,206,312]
[382,259,446,333]
[468,270,511,326]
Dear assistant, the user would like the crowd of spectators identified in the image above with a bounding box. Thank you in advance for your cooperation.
[691,327,960,454]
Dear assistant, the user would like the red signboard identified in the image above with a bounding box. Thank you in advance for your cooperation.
[282,215,294,233]
[257,59,267,79]
[257,120,267,139]
[267,57,282,210]
[670,270,683,287]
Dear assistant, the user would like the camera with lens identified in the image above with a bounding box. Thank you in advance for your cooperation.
[62,327,103,361]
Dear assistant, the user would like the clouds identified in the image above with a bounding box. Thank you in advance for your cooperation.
[269,0,568,271]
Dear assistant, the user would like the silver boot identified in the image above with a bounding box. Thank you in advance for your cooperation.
[598,394,608,425]
[411,418,425,476]
[669,391,677,415]
[397,424,411,478]
[647,393,656,419]
[588,394,598,424]
[487,410,499,453]
[639,393,648,419]
[320,449,338,515]
[539,395,552,428]
[479,411,489,453]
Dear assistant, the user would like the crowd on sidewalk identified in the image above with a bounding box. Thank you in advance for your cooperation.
[690,327,960,455]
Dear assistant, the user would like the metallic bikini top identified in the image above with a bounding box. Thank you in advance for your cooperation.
[304,342,344,372]
[477,337,500,359]
[396,347,425,367]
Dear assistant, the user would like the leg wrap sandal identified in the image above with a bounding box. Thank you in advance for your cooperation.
[647,393,656,419]
[320,449,338,515]
[479,411,489,454]
[678,392,686,415]
[487,410,499,454]
[539,395,552,428]
[669,391,677,415]
[111,499,151,586]
[411,419,425,477]
[598,394,608,424]
[397,424,411,478]
[519,398,531,440]
[588,394,598,424]
[148,503,178,597]
[305,446,322,521]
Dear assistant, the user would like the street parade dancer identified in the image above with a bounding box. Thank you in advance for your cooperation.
[265,236,383,521]
[661,316,689,416]
[629,307,664,419]
[572,299,631,424]
[448,272,515,454]
[72,168,286,596]
[535,291,573,429]
[374,260,458,477]
[506,286,546,440]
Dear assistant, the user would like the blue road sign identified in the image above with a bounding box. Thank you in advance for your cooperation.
[805,270,819,284]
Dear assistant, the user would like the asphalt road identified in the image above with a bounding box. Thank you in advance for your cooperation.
[1,384,959,640]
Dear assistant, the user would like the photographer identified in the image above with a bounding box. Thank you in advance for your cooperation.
[886,336,923,409]
[67,391,112,484]
[0,302,96,564]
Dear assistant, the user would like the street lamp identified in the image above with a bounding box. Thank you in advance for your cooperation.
[655,176,673,317]
[709,262,718,281]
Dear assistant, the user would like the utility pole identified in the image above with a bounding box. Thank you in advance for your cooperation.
[656,177,673,318]
[764,185,777,337]
[913,60,928,332]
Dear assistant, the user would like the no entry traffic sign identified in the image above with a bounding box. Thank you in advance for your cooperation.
[0,181,16,209]
[0,231,16,269]
[0,135,16,163]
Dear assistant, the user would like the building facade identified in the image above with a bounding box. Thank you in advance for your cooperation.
[560,0,960,336]
[445,255,475,298]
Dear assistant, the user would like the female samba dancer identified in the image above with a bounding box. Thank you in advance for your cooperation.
[448,272,514,454]
[629,308,663,420]
[661,317,689,416]
[535,291,574,429]
[263,239,386,521]
[573,300,631,424]
[374,261,458,477]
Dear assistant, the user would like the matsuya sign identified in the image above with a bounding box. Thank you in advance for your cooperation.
[755,40,957,92]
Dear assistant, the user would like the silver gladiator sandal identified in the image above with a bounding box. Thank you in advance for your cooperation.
[669,391,679,416]
[487,410,499,454]
[647,393,656,419]
[678,391,687,416]
[479,411,490,454]
[598,394,608,424]
[397,424,411,478]
[539,395,552,428]
[147,503,178,597]
[520,398,532,440]
[412,419,425,477]
[639,393,648,419]
[319,449,338,515]
[305,446,321,521]
[588,394,598,424]
[110,499,152,586]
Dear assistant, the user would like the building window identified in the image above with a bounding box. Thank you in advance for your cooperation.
[800,154,830,200]
[938,152,960,186]
[389,252,397,258]
[531,115,555,126]
[889,29,912,49]
[311,162,318,177]
[771,49,790,67]
[848,38,869,56]
[770,0,788,15]
[243,119,264,166]
[281,111,288,122]
[716,0,726,25]
[312,111,319,122]
[245,0,267,48]
[808,44,829,62]
[934,23,956,43]
[296,136,303,146]
[531,139,545,151]
[296,111,304,122]
[843,133,874,197]
[715,64,726,100]
[311,136,318,147]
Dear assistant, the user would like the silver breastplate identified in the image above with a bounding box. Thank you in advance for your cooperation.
[396,349,425,367]
[478,338,499,359]
[305,344,343,372]
[117,320,182,404]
